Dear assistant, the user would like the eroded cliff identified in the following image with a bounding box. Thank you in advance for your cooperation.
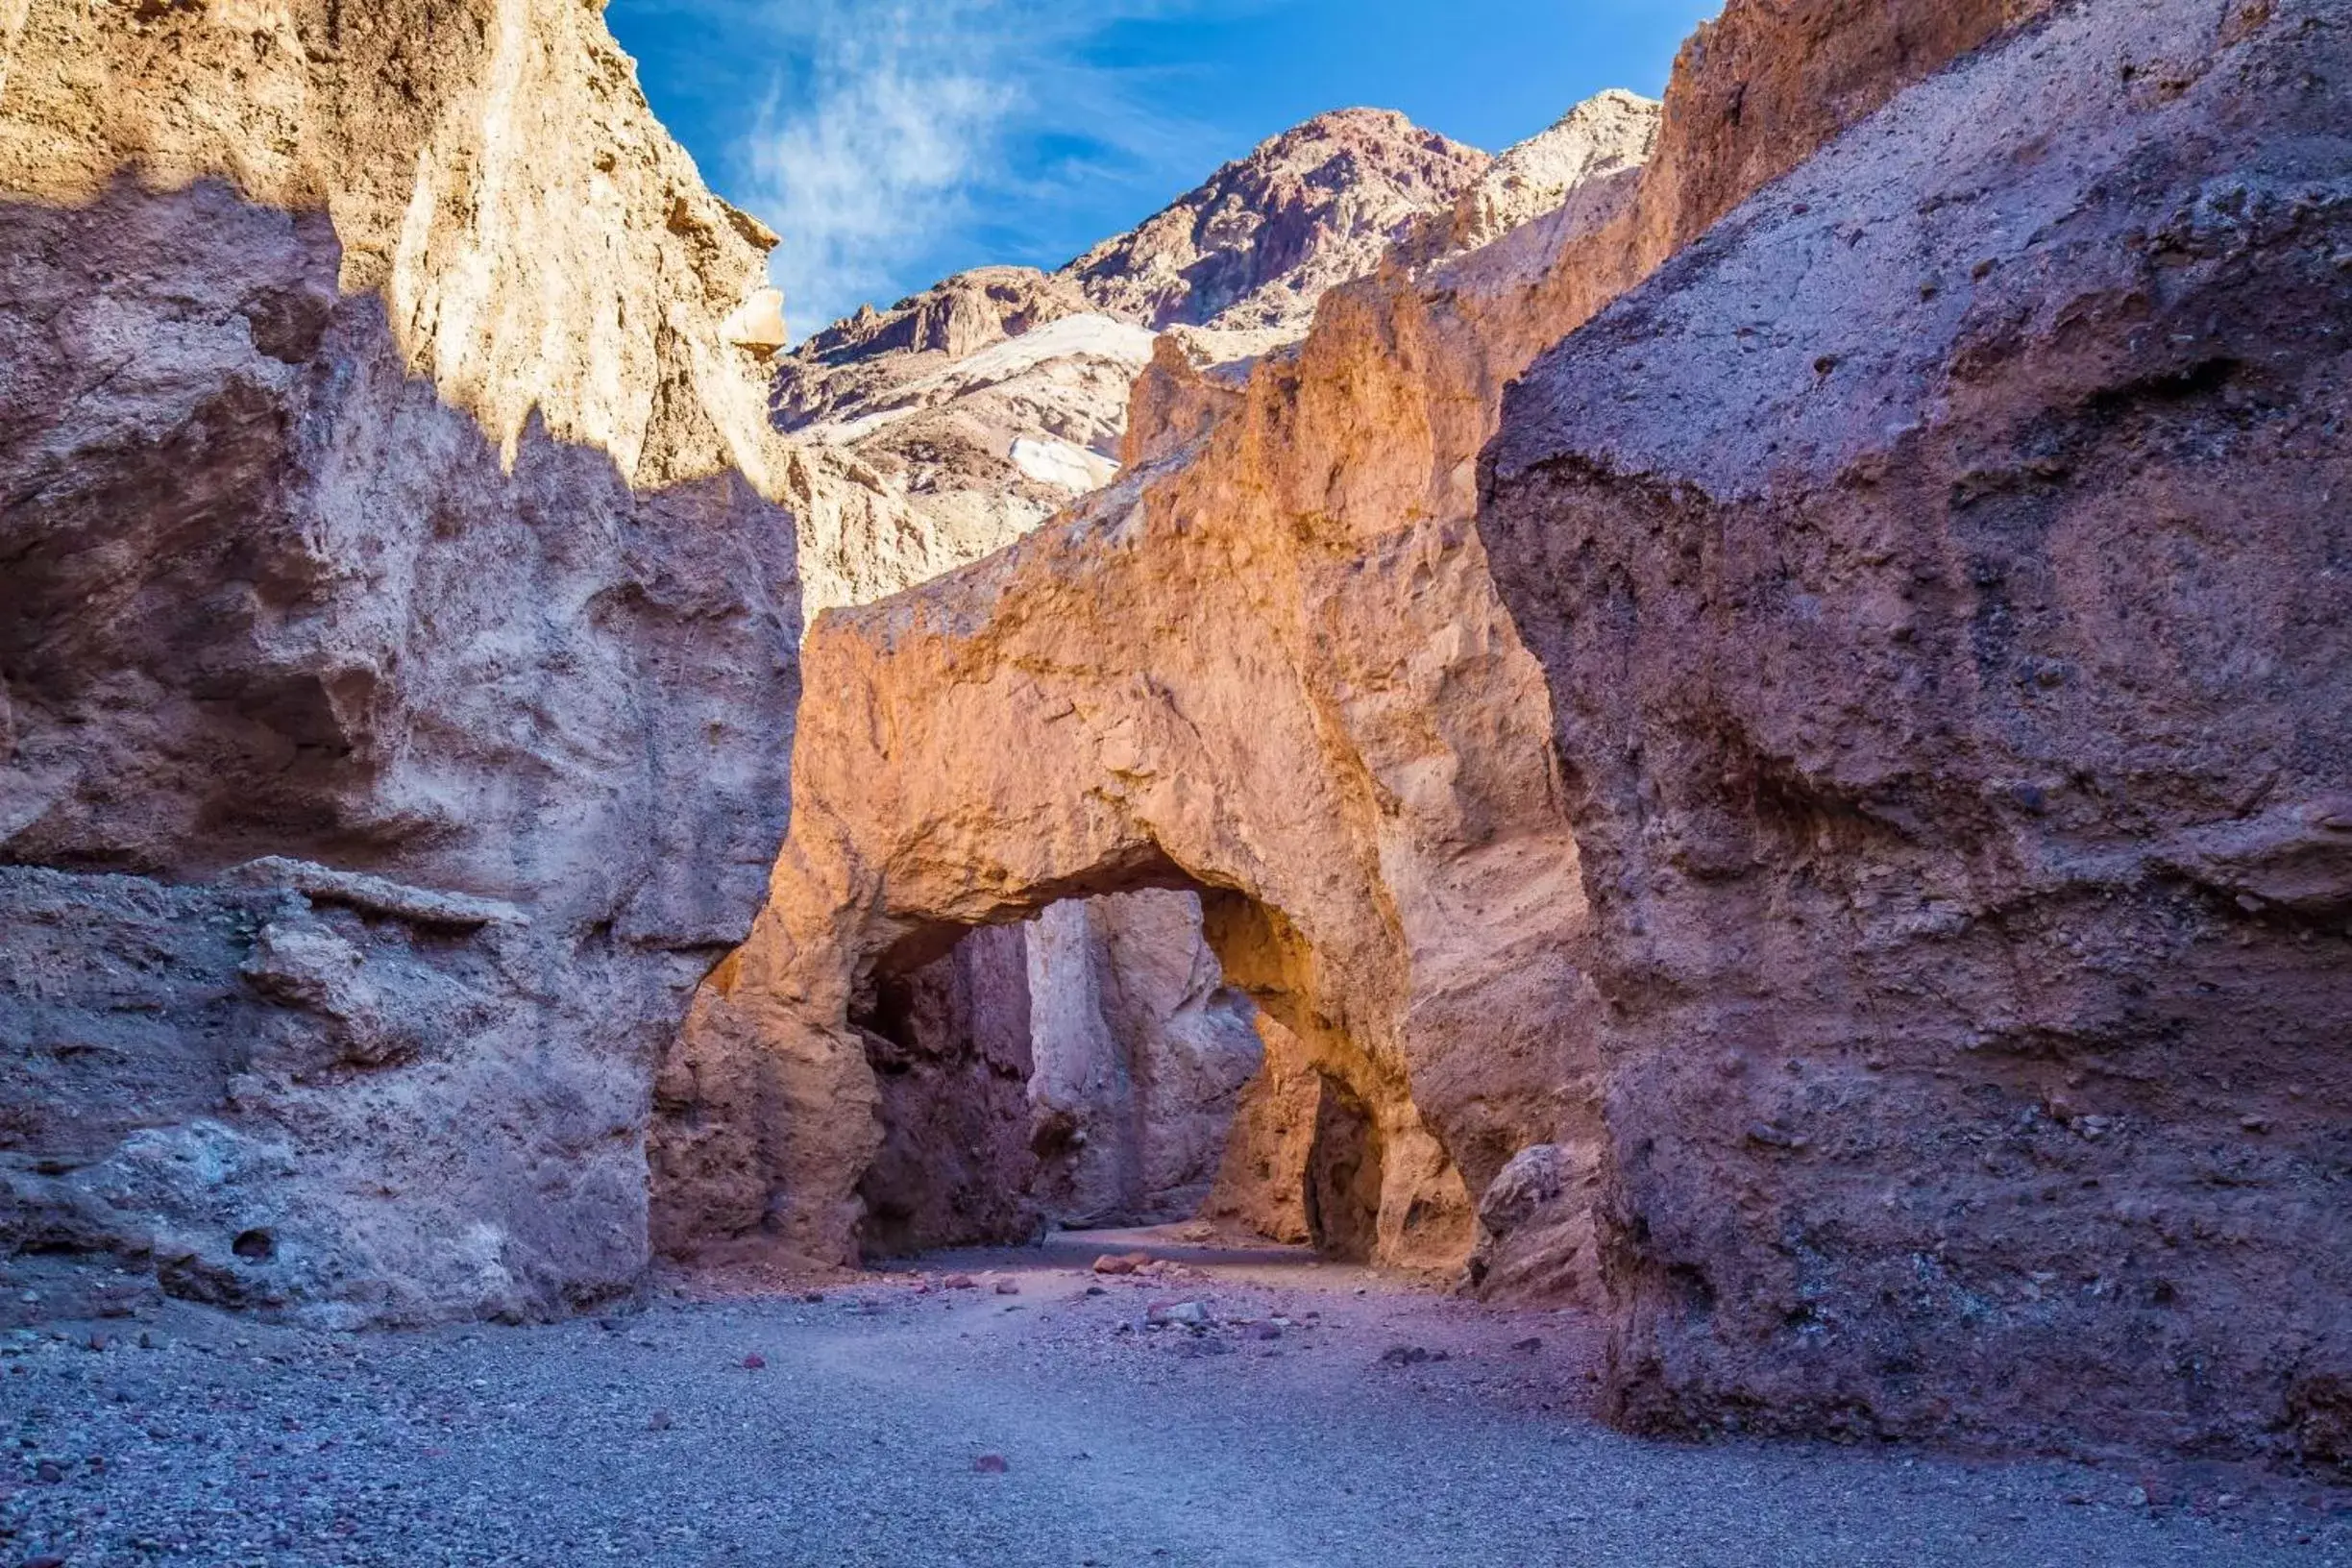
[652,0,2062,1291]
[656,102,1664,1265]
[1482,0,2350,1459]
[0,0,800,1324]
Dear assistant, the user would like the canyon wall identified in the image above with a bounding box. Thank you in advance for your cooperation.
[1482,0,2351,1459]
[1025,890,1264,1230]
[652,0,2061,1287]
[654,104,1646,1262]
[729,885,1262,1262]
[638,0,2346,1466]
[849,924,1038,1257]
[0,0,800,1324]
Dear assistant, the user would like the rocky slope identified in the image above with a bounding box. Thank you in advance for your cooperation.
[1482,0,2350,1459]
[0,0,801,1324]
[1060,108,1491,334]
[778,106,1632,617]
[1399,88,1659,262]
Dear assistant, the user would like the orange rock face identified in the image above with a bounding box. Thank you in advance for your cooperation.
[651,0,2053,1284]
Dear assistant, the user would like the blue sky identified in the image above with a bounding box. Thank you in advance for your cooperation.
[605,0,1722,337]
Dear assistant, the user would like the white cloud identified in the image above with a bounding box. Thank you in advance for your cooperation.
[691,0,1223,340]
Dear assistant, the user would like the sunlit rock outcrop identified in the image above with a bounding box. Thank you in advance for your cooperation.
[0,0,801,1323]
[684,103,1613,1259]
[648,82,1665,1272]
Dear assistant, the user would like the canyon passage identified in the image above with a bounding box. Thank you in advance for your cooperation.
[3,0,2350,1563]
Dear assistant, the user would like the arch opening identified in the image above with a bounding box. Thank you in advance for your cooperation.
[843,872,1418,1266]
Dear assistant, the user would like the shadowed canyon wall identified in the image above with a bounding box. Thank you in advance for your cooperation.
[1023,891,1266,1232]
[825,888,1266,1259]
[1482,0,2352,1459]
[0,0,801,1324]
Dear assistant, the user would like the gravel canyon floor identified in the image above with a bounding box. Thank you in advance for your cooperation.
[5,0,2351,1556]
[4,1230,2345,1567]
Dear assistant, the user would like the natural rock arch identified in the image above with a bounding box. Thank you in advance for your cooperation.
[643,0,2060,1288]
[649,417,1604,1276]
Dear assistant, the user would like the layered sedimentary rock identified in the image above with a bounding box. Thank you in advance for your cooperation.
[1482,0,2350,1459]
[776,272,1156,616]
[0,0,800,1323]
[649,117,1638,1275]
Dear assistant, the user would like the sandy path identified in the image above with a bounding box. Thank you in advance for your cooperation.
[2,1229,2344,1566]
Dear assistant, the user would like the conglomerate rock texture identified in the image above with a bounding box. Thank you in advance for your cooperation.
[6,0,2340,1481]
[0,0,800,1324]
[1482,0,2352,1460]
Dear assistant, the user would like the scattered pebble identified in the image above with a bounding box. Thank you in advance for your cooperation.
[0,1238,2331,1564]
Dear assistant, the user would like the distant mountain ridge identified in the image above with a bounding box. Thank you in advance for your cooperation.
[1057,106,1490,333]
[775,94,1660,617]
